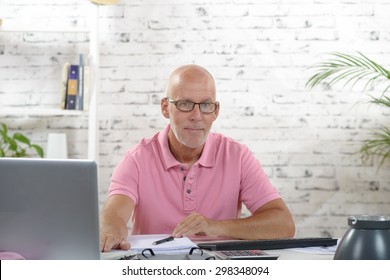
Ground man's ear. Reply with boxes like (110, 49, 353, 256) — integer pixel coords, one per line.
(161, 98, 169, 119)
(212, 102, 220, 121)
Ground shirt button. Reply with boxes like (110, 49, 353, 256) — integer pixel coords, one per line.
(186, 189, 191, 194)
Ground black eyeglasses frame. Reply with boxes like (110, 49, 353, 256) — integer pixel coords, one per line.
(166, 97, 219, 114)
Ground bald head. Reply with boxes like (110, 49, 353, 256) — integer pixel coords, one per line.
(161, 64, 219, 150)
(167, 65, 216, 100)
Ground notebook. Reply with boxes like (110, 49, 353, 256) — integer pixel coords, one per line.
(101, 234, 202, 260)
(0, 158, 100, 260)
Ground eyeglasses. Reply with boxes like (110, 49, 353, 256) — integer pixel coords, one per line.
(166, 98, 218, 114)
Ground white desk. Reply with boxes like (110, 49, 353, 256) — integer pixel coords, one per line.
(101, 235, 338, 260)
(192, 236, 337, 260)
(102, 248, 335, 260)
(263, 249, 334, 260)
(102, 246, 336, 260)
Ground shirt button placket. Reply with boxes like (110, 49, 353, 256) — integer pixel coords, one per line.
(184, 167, 196, 212)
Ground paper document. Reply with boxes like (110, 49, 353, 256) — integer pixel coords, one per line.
(128, 234, 198, 254)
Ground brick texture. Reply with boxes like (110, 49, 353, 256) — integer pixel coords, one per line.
(1, 0, 390, 238)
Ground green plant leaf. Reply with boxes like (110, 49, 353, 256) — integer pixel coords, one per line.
(0, 122, 44, 158)
(306, 52, 390, 95)
(31, 144, 44, 158)
(0, 124, 8, 144)
(16, 149, 27, 157)
(306, 52, 390, 168)
(361, 127, 390, 168)
(1, 123, 8, 134)
(13, 133, 31, 146)
(8, 138, 18, 151)
(369, 95, 390, 107)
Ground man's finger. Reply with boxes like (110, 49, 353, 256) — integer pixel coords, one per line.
(119, 240, 131, 250)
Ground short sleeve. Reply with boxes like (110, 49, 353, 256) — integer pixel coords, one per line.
(108, 153, 139, 205)
(239, 146, 281, 213)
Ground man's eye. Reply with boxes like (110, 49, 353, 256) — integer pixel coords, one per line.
(180, 101, 193, 107)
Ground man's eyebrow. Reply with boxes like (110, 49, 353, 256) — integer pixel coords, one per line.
(180, 97, 215, 102)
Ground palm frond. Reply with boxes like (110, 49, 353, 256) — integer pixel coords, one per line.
(368, 95, 390, 107)
(307, 52, 390, 168)
(361, 127, 390, 168)
(306, 52, 390, 95)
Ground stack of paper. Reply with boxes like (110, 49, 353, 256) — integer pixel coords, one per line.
(129, 234, 198, 255)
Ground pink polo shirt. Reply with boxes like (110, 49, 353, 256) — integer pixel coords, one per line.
(109, 125, 281, 234)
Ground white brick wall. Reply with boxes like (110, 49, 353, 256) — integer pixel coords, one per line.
(1, 0, 390, 238)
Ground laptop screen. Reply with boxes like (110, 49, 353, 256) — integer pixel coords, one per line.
(0, 158, 100, 260)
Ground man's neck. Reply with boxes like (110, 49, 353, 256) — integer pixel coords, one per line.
(168, 131, 203, 167)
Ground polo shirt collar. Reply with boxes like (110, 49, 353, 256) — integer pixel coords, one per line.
(158, 124, 215, 170)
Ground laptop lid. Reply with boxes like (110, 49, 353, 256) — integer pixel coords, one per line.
(0, 158, 100, 260)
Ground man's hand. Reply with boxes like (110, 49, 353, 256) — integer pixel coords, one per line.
(172, 213, 220, 237)
(100, 225, 130, 252)
(172, 199, 295, 240)
(99, 194, 134, 252)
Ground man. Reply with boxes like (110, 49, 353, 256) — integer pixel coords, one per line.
(100, 64, 295, 252)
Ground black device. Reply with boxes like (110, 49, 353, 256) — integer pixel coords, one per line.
(198, 237, 338, 251)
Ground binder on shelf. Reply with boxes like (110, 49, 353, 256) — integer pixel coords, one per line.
(77, 54, 84, 110)
(60, 62, 70, 110)
(65, 65, 78, 110)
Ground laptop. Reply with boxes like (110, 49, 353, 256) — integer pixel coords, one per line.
(0, 158, 101, 260)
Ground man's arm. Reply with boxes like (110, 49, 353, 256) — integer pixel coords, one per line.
(172, 198, 295, 240)
(100, 194, 134, 252)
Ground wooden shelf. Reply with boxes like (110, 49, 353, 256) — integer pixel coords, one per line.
(0, 108, 85, 116)
(0, 26, 89, 33)
(0, 3, 99, 161)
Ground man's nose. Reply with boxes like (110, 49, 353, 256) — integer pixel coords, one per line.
(190, 104, 203, 120)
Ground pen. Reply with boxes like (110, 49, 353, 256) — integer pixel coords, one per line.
(152, 236, 175, 245)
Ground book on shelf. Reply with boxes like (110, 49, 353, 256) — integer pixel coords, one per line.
(65, 64, 78, 110)
(77, 54, 84, 111)
(62, 53, 90, 111)
(60, 62, 70, 110)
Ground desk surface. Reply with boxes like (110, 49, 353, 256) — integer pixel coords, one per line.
(263, 249, 334, 260)
(102, 235, 337, 260)
(102, 247, 335, 260)
(192, 236, 337, 260)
